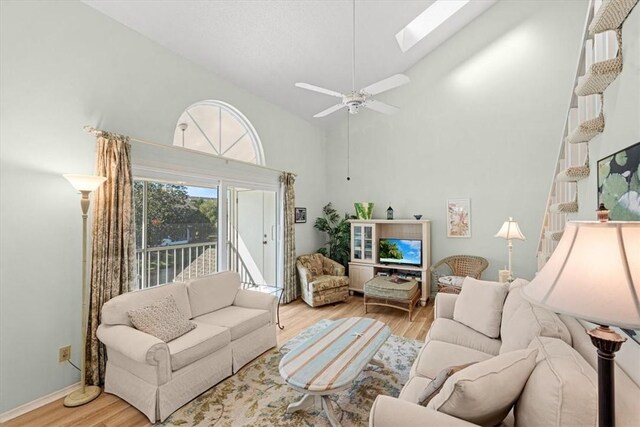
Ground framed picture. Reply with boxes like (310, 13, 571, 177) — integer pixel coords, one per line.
(447, 199, 471, 238)
(295, 207, 307, 223)
(597, 141, 640, 221)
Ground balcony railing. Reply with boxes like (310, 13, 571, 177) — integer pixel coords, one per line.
(135, 241, 217, 289)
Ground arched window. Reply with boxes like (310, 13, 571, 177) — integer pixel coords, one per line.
(173, 100, 265, 165)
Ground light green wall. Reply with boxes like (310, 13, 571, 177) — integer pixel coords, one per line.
(0, 0, 326, 413)
(325, 0, 589, 282)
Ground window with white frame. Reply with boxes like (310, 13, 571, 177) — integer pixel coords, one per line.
(173, 100, 265, 165)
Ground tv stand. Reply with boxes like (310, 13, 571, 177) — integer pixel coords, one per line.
(348, 219, 432, 306)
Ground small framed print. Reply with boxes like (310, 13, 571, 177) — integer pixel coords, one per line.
(447, 198, 471, 238)
(295, 207, 307, 224)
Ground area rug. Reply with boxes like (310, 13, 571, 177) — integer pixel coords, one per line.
(160, 320, 422, 426)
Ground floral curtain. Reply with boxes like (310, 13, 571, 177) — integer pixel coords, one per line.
(280, 172, 298, 304)
(85, 133, 135, 386)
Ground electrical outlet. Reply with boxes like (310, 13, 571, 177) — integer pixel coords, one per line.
(59, 345, 71, 363)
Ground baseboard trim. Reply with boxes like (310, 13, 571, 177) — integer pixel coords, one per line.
(0, 382, 80, 423)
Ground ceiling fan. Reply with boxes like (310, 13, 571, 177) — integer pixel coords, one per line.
(295, 0, 410, 118)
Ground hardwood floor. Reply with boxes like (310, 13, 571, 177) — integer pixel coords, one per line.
(2, 294, 433, 427)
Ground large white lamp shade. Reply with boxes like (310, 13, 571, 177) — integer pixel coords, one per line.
(63, 174, 107, 192)
(523, 221, 640, 329)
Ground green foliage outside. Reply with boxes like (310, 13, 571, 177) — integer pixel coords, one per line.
(379, 240, 403, 260)
(134, 182, 218, 248)
(314, 203, 355, 269)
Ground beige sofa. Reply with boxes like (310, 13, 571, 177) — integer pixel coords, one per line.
(370, 279, 640, 426)
(96, 271, 277, 422)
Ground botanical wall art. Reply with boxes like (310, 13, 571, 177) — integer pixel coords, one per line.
(598, 141, 640, 221)
(447, 198, 471, 238)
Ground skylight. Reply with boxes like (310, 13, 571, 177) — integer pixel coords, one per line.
(395, 0, 471, 53)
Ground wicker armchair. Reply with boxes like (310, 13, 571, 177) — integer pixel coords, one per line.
(296, 253, 349, 307)
(429, 255, 489, 294)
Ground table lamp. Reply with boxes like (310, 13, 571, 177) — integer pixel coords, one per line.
(494, 217, 525, 281)
(63, 174, 107, 407)
(523, 221, 640, 427)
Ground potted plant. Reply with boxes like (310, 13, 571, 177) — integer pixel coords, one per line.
(314, 203, 354, 270)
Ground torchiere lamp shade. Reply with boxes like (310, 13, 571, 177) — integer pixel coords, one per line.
(523, 221, 640, 330)
(63, 174, 107, 192)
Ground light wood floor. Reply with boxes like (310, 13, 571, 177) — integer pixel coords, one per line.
(3, 294, 433, 427)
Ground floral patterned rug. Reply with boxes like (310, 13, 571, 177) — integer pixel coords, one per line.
(160, 319, 422, 426)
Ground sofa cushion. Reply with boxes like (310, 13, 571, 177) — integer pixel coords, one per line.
(309, 275, 349, 292)
(167, 321, 230, 371)
(128, 295, 196, 342)
(399, 376, 433, 404)
(195, 306, 271, 340)
(427, 348, 538, 427)
(186, 271, 241, 317)
(453, 277, 509, 338)
(102, 282, 192, 326)
(500, 284, 571, 354)
(515, 337, 597, 427)
(412, 339, 493, 380)
(428, 318, 501, 356)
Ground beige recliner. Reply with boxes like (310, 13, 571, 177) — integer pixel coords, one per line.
(296, 253, 349, 307)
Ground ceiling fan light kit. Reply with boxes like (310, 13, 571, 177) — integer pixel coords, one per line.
(295, 0, 410, 118)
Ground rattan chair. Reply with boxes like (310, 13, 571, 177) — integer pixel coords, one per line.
(429, 255, 489, 294)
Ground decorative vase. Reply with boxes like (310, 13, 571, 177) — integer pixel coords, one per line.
(354, 202, 374, 220)
(414, 214, 423, 220)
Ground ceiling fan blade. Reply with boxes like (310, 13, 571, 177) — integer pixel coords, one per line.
(361, 74, 410, 96)
(364, 100, 400, 115)
(313, 103, 347, 118)
(295, 82, 344, 98)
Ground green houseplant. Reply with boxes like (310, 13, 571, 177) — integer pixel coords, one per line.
(314, 203, 354, 269)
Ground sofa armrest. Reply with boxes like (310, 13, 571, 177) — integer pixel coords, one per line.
(434, 293, 458, 320)
(369, 395, 477, 427)
(234, 288, 278, 325)
(97, 324, 170, 367)
(323, 257, 345, 276)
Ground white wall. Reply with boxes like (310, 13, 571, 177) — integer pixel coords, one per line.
(326, 0, 589, 282)
(0, 0, 326, 413)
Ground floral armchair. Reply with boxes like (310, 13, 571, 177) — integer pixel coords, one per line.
(296, 253, 349, 307)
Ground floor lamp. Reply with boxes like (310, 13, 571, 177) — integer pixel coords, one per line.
(63, 174, 107, 407)
(523, 221, 640, 427)
(494, 217, 525, 281)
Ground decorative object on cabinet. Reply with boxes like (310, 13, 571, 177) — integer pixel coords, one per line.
(296, 253, 349, 307)
(494, 217, 526, 282)
(386, 204, 394, 220)
(349, 219, 431, 306)
(314, 203, 354, 269)
(294, 207, 307, 223)
(446, 199, 471, 238)
(62, 174, 107, 407)
(523, 220, 640, 427)
(429, 255, 489, 294)
(597, 141, 640, 221)
(413, 214, 423, 220)
(354, 202, 374, 219)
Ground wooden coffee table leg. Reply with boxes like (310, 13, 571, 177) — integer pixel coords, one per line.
(322, 396, 342, 427)
(286, 393, 316, 413)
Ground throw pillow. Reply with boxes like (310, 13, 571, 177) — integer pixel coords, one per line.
(453, 277, 508, 338)
(438, 276, 465, 288)
(417, 362, 476, 406)
(128, 295, 196, 342)
(427, 348, 539, 427)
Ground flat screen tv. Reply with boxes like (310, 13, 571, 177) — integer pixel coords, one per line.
(379, 238, 422, 267)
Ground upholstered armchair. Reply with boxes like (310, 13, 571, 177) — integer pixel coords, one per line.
(296, 253, 349, 307)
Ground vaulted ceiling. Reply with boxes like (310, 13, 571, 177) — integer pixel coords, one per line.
(84, 0, 495, 127)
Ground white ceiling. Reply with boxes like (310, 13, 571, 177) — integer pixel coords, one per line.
(83, 0, 496, 128)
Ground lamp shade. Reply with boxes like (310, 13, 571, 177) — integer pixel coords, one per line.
(63, 174, 107, 192)
(523, 221, 640, 329)
(494, 217, 526, 240)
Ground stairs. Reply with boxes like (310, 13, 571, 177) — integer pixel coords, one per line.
(537, 0, 638, 270)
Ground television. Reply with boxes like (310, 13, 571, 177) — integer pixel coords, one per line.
(379, 238, 422, 267)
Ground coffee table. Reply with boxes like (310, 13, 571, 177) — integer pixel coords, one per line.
(279, 317, 391, 426)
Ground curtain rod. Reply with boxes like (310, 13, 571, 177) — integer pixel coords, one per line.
(83, 125, 296, 177)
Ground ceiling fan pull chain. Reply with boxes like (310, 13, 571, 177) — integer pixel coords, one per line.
(347, 111, 351, 181)
(352, 0, 356, 93)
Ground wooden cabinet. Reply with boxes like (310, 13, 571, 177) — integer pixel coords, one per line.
(348, 219, 432, 305)
(351, 223, 375, 263)
(348, 263, 374, 293)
